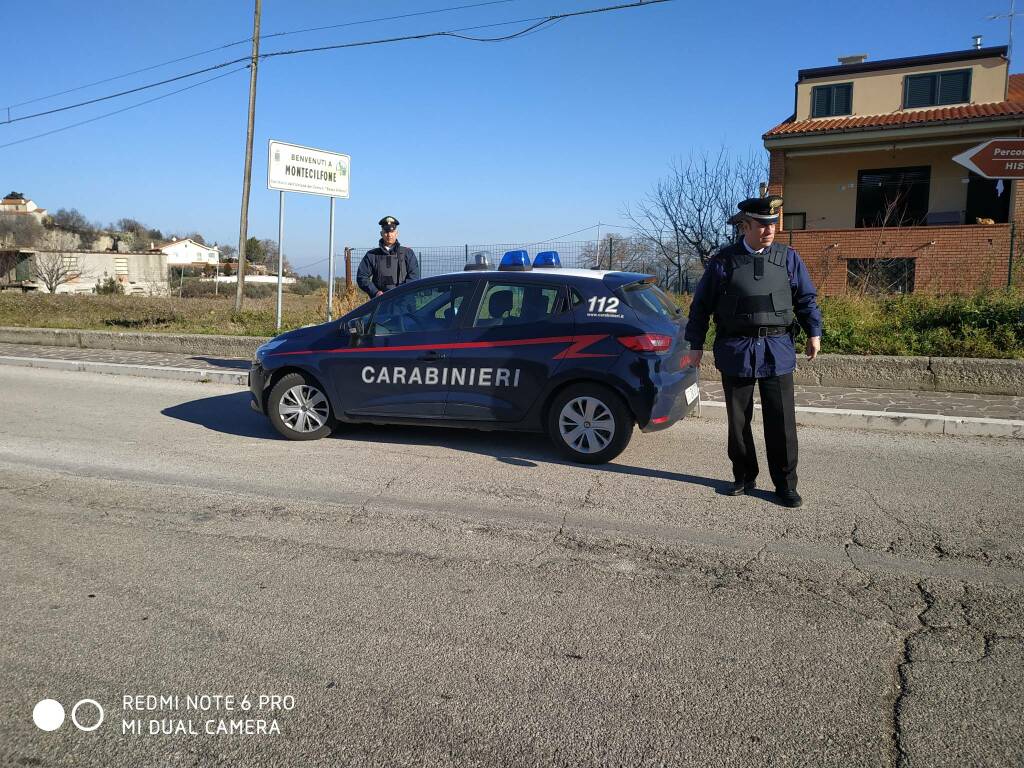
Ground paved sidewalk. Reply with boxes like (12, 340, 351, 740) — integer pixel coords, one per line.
(1, 341, 1022, 435)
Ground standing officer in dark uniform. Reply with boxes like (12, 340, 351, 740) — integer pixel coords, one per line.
(685, 196, 822, 508)
(357, 216, 420, 299)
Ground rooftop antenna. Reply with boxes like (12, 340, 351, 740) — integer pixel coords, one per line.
(989, 0, 1019, 62)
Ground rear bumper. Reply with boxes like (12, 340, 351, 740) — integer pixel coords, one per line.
(640, 366, 700, 432)
(248, 363, 268, 414)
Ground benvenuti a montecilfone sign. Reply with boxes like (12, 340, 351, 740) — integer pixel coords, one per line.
(267, 140, 350, 198)
(953, 138, 1024, 180)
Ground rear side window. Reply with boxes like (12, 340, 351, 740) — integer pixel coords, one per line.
(620, 282, 680, 319)
(473, 282, 562, 328)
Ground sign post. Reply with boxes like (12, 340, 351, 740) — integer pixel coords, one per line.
(953, 138, 1024, 179)
(327, 198, 336, 321)
(267, 140, 351, 329)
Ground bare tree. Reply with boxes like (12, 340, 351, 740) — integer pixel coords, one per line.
(624, 148, 767, 290)
(31, 232, 92, 293)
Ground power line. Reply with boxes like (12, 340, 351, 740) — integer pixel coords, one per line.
(4, 0, 526, 112)
(2, 1, 671, 127)
(0, 67, 249, 150)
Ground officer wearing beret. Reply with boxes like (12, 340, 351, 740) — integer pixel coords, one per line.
(685, 196, 822, 508)
(357, 216, 420, 299)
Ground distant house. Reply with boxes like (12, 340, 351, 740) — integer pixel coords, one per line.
(1, 247, 169, 295)
(157, 237, 220, 267)
(763, 44, 1021, 294)
(0, 191, 47, 225)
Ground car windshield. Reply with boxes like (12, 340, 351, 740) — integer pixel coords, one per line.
(620, 281, 680, 319)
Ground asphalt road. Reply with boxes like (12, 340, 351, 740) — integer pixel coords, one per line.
(1, 366, 1022, 768)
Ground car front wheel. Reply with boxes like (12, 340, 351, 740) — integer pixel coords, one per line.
(268, 372, 335, 441)
(547, 383, 633, 464)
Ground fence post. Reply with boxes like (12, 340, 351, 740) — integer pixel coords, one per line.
(464, 244, 469, 264)
(1007, 221, 1015, 290)
(344, 247, 352, 289)
(607, 235, 613, 270)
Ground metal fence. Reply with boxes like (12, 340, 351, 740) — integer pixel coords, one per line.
(345, 237, 702, 293)
(347, 240, 599, 278)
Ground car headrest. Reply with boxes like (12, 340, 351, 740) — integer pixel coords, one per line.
(486, 290, 514, 319)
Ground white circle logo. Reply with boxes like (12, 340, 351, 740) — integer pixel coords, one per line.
(32, 699, 65, 731)
(71, 699, 105, 732)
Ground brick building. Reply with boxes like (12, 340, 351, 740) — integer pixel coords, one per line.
(763, 45, 1023, 294)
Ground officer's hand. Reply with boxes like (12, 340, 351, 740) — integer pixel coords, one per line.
(690, 350, 703, 368)
(806, 336, 821, 360)
(375, 291, 383, 297)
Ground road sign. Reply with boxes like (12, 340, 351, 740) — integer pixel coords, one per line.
(268, 140, 350, 198)
(953, 138, 1024, 179)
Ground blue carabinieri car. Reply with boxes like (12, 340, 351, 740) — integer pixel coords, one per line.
(249, 250, 700, 464)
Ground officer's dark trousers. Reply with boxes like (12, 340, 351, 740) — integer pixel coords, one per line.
(721, 372, 798, 492)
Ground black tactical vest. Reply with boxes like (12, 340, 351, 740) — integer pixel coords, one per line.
(375, 244, 408, 290)
(713, 242, 794, 335)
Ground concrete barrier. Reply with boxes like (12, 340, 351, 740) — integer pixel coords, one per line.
(697, 350, 1021, 395)
(1, 325, 1022, 395)
(0, 326, 266, 360)
(929, 357, 1024, 396)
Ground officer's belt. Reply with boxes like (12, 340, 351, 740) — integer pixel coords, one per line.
(723, 327, 790, 338)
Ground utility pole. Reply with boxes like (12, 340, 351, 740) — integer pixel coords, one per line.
(234, 0, 262, 312)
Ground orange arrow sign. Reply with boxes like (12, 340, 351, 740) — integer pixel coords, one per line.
(953, 138, 1024, 179)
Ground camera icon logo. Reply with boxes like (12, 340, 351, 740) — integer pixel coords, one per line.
(33, 698, 104, 732)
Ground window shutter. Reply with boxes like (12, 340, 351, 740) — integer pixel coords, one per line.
(905, 74, 935, 108)
(938, 70, 970, 104)
(833, 83, 852, 115)
(812, 87, 831, 117)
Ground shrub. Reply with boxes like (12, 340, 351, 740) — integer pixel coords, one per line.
(94, 276, 124, 295)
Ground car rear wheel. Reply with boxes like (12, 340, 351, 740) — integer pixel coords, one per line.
(268, 372, 335, 441)
(547, 383, 633, 464)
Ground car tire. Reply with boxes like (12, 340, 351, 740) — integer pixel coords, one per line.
(547, 383, 633, 464)
(267, 372, 336, 441)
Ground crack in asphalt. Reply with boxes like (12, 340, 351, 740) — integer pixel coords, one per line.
(891, 580, 933, 768)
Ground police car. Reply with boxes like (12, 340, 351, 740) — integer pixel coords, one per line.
(249, 250, 700, 464)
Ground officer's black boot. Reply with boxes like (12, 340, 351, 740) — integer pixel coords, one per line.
(725, 479, 756, 496)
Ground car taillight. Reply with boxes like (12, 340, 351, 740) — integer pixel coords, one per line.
(617, 334, 673, 354)
(679, 351, 701, 368)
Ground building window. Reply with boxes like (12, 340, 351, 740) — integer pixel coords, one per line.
(903, 69, 971, 108)
(811, 83, 852, 117)
(61, 255, 78, 270)
(847, 258, 915, 294)
(114, 257, 129, 276)
(783, 212, 806, 231)
(855, 166, 931, 228)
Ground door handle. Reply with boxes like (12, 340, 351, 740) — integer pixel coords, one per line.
(418, 351, 447, 361)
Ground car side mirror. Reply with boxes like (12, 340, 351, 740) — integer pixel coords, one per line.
(346, 318, 366, 336)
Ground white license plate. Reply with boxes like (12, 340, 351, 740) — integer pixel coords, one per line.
(685, 383, 699, 405)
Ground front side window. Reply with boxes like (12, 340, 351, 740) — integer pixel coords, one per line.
(473, 282, 561, 328)
(371, 283, 468, 337)
(904, 69, 971, 108)
(811, 82, 853, 117)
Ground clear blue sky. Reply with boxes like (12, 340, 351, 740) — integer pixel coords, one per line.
(1, 0, 1013, 275)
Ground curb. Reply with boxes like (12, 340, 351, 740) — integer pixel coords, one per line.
(4, 353, 1021, 439)
(0, 355, 248, 386)
(699, 400, 1024, 439)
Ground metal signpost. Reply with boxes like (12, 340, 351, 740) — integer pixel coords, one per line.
(953, 138, 1024, 179)
(267, 140, 351, 330)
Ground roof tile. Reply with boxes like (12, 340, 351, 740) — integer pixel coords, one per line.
(764, 73, 1024, 138)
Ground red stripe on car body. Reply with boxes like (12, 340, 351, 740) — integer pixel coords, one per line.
(269, 334, 615, 359)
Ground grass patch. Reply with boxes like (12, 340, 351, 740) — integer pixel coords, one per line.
(2, 287, 1022, 358)
(671, 289, 1024, 358)
(0, 287, 366, 338)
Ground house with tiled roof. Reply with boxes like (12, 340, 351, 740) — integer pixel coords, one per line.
(156, 237, 220, 267)
(0, 192, 47, 224)
(763, 44, 1022, 294)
